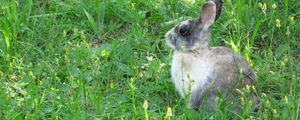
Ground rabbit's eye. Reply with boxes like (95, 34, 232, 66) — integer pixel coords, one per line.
(178, 26, 189, 36)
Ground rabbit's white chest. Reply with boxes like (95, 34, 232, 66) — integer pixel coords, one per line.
(171, 51, 213, 97)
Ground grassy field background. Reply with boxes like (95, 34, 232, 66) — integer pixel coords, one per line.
(0, 0, 299, 119)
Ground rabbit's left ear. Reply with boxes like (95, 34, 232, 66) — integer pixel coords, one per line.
(200, 1, 216, 30)
(214, 0, 223, 21)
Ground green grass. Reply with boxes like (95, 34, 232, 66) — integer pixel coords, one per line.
(0, 0, 299, 119)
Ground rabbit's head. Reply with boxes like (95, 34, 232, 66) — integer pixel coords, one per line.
(165, 0, 222, 52)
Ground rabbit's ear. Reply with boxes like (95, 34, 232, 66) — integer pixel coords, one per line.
(200, 1, 216, 30)
(214, 0, 223, 21)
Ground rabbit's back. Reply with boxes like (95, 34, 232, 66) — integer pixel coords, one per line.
(209, 47, 256, 92)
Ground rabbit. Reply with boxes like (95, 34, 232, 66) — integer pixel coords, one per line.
(165, 0, 256, 109)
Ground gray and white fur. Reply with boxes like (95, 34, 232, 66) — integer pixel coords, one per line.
(165, 0, 256, 109)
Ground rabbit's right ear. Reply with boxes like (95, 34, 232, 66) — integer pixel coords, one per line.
(199, 1, 216, 30)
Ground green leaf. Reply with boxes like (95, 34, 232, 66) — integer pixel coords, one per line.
(275, 43, 289, 59)
(83, 8, 99, 35)
(116, 62, 132, 76)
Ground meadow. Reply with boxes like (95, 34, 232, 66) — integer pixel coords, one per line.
(0, 0, 299, 119)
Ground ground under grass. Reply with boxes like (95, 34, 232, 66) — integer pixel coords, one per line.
(0, 0, 299, 119)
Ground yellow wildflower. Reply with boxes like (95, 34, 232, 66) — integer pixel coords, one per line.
(131, 2, 136, 9)
(143, 100, 149, 120)
(290, 16, 295, 24)
(67, 41, 72, 45)
(101, 50, 109, 57)
(246, 84, 250, 93)
(259, 3, 267, 13)
(165, 107, 172, 120)
(34, 98, 38, 104)
(252, 85, 256, 92)
(236, 88, 242, 94)
(9, 74, 17, 80)
(229, 11, 234, 16)
(284, 96, 288, 103)
(39, 80, 43, 85)
(241, 97, 245, 105)
(29, 71, 34, 77)
(272, 109, 277, 117)
(272, 109, 277, 114)
(276, 19, 281, 27)
(280, 60, 286, 67)
(51, 87, 55, 91)
(143, 100, 148, 109)
(70, 75, 74, 81)
(262, 3, 267, 12)
(266, 100, 270, 105)
(63, 30, 67, 37)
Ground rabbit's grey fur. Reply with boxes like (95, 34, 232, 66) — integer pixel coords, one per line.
(165, 0, 256, 109)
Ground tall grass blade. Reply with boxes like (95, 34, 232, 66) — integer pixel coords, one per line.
(83, 8, 99, 36)
(0, 18, 11, 56)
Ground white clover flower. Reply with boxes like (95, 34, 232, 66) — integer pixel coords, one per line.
(272, 4, 277, 9)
